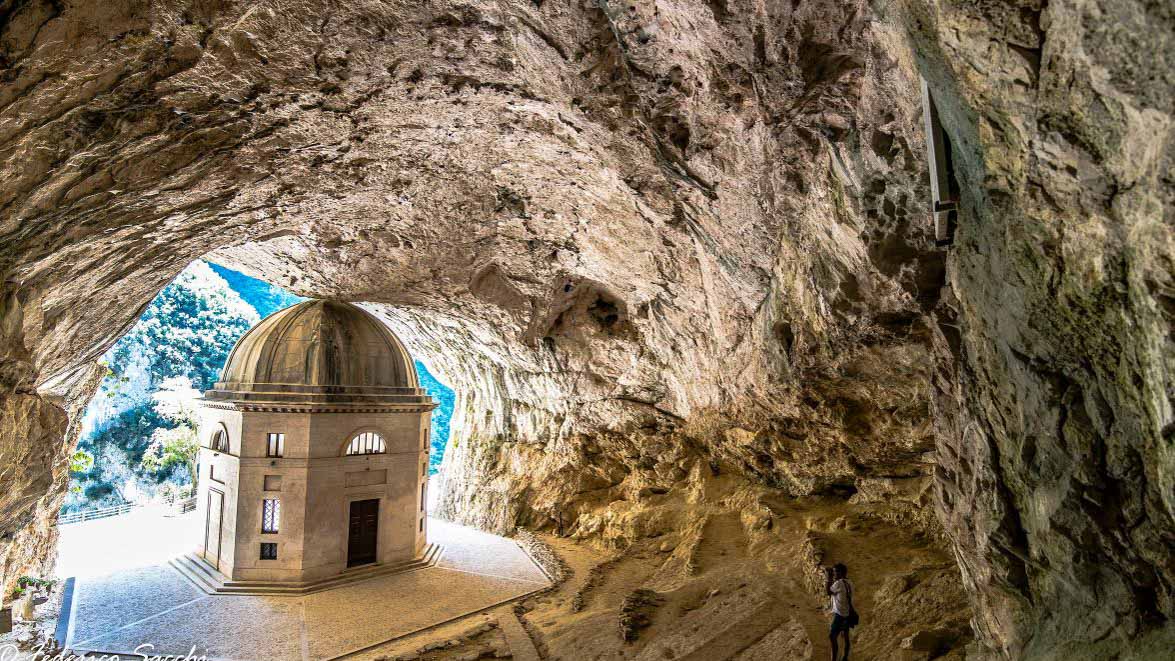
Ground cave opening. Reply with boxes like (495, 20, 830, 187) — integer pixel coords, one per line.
(40, 257, 562, 656)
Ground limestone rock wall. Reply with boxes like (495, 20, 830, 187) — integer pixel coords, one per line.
(0, 0, 1169, 658)
(0, 356, 100, 598)
(877, 0, 1175, 656)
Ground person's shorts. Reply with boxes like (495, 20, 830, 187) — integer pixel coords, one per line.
(830, 613, 852, 634)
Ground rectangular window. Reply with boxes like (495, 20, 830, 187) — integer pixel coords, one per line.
(266, 433, 285, 458)
(419, 517, 424, 532)
(421, 462, 426, 478)
(260, 542, 278, 560)
(420, 482, 426, 512)
(262, 498, 281, 533)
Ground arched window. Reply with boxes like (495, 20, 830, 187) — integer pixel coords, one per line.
(345, 432, 386, 455)
(211, 428, 229, 453)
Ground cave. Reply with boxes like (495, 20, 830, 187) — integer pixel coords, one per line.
(0, 1, 1171, 660)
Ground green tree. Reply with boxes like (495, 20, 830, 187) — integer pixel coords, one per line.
(68, 263, 258, 512)
(109, 261, 258, 392)
(69, 449, 94, 473)
(140, 377, 201, 491)
(68, 403, 169, 511)
(68, 449, 94, 495)
(141, 425, 199, 491)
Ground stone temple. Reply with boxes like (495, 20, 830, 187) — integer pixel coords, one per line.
(189, 300, 437, 588)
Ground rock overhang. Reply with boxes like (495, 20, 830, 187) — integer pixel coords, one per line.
(0, 0, 1169, 657)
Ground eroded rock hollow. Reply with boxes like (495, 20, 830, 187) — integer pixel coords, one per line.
(0, 0, 1170, 658)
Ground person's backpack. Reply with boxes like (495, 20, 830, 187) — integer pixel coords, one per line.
(845, 581, 860, 628)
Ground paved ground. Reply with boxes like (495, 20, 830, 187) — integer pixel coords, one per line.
(59, 515, 549, 660)
(56, 505, 202, 579)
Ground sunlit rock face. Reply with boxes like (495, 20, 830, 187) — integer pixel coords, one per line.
(0, 365, 100, 601)
(0, 0, 1170, 658)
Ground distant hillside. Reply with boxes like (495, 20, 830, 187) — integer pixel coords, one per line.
(418, 365, 454, 473)
(206, 262, 305, 318)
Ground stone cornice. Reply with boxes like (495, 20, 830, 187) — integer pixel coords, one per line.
(199, 401, 437, 414)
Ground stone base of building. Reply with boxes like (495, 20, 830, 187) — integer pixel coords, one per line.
(170, 542, 443, 596)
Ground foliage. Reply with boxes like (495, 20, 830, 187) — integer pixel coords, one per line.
(140, 377, 201, 490)
(83, 482, 116, 502)
(69, 403, 171, 510)
(69, 449, 95, 473)
(417, 362, 455, 474)
(17, 576, 54, 591)
(150, 376, 201, 424)
(108, 262, 258, 392)
(141, 425, 199, 490)
(68, 449, 95, 495)
(67, 263, 258, 512)
(96, 361, 128, 397)
(158, 482, 194, 502)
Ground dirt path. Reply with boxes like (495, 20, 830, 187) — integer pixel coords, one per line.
(512, 488, 971, 660)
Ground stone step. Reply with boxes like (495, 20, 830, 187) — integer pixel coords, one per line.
(219, 560, 429, 593)
(169, 543, 443, 596)
(189, 555, 229, 583)
(168, 556, 224, 595)
(222, 542, 445, 591)
(224, 554, 418, 587)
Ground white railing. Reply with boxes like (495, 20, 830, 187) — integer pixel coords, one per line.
(58, 490, 198, 525)
(173, 496, 197, 514)
(57, 502, 139, 526)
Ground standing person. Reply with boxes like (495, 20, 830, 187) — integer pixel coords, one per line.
(825, 563, 857, 660)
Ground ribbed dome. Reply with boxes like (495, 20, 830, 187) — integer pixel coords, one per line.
(203, 300, 433, 407)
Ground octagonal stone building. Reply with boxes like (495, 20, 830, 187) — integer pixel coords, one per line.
(185, 300, 438, 591)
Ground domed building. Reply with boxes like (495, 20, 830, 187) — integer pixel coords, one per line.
(189, 300, 437, 590)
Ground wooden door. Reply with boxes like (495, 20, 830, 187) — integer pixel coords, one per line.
(347, 499, 380, 567)
(204, 489, 224, 570)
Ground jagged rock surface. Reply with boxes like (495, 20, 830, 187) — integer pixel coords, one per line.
(0, 1, 1170, 658)
(0, 364, 99, 596)
(884, 1, 1175, 657)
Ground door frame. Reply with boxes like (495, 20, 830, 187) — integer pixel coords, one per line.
(346, 497, 381, 568)
(204, 487, 225, 571)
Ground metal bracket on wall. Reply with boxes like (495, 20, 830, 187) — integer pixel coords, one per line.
(921, 77, 959, 248)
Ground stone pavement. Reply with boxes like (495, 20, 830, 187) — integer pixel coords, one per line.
(60, 518, 549, 661)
